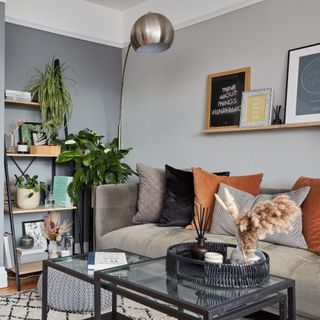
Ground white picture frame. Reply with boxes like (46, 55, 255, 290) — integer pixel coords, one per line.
(22, 220, 47, 250)
(240, 88, 273, 127)
(285, 43, 320, 124)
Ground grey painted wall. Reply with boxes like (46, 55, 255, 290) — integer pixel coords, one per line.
(123, 0, 320, 188)
(0, 3, 5, 267)
(4, 23, 121, 244)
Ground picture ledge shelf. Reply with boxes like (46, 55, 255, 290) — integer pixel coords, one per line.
(203, 121, 320, 133)
(6, 153, 57, 158)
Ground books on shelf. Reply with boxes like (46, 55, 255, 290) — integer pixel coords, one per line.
(87, 252, 128, 271)
(18, 251, 48, 264)
(5, 90, 32, 102)
(16, 246, 45, 256)
(52, 176, 73, 207)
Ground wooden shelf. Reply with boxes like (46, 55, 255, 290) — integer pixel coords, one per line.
(6, 153, 58, 158)
(4, 205, 77, 214)
(9, 261, 42, 275)
(203, 121, 320, 133)
(5, 99, 40, 107)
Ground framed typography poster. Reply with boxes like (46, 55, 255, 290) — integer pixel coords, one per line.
(205, 67, 250, 129)
(285, 43, 320, 124)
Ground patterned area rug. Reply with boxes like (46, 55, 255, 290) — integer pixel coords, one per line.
(0, 290, 176, 320)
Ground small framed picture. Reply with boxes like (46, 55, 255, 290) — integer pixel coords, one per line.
(240, 88, 273, 127)
(206, 67, 250, 129)
(285, 43, 320, 124)
(22, 220, 47, 249)
(19, 122, 46, 146)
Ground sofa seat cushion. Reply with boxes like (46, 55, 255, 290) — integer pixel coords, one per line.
(100, 224, 320, 320)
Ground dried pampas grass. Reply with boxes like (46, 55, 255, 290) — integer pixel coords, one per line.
(215, 188, 301, 251)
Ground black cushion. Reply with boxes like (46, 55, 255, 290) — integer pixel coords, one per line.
(159, 165, 230, 227)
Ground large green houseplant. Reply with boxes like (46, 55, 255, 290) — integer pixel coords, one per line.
(56, 129, 135, 204)
(26, 57, 75, 141)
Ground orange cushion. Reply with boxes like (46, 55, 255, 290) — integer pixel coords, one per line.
(292, 177, 320, 255)
(186, 168, 263, 230)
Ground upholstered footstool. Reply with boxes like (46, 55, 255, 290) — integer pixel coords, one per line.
(37, 268, 112, 312)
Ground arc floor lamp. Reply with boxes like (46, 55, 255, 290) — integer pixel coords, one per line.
(118, 12, 175, 149)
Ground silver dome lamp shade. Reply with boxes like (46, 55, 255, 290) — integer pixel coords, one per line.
(118, 12, 174, 148)
(130, 12, 174, 53)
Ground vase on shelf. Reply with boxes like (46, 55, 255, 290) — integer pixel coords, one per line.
(7, 133, 17, 153)
(230, 230, 266, 265)
(48, 240, 58, 259)
(192, 237, 209, 260)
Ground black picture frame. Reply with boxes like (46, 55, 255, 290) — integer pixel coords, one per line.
(205, 67, 250, 129)
(22, 220, 47, 249)
(285, 42, 320, 124)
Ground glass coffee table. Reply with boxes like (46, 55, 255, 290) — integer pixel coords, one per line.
(94, 257, 296, 320)
(41, 249, 149, 319)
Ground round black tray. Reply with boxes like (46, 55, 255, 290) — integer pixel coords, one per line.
(166, 242, 270, 288)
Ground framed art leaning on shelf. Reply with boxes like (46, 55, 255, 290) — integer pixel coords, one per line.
(240, 88, 273, 127)
(285, 42, 320, 124)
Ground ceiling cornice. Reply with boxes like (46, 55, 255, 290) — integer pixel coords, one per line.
(4, 0, 264, 48)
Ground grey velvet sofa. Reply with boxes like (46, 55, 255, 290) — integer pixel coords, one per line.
(94, 183, 320, 320)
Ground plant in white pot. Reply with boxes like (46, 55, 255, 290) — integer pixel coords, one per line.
(16, 175, 46, 209)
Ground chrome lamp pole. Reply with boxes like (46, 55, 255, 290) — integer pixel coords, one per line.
(117, 12, 174, 149)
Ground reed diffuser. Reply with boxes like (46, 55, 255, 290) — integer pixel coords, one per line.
(192, 204, 210, 260)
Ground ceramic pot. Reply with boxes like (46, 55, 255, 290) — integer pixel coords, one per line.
(192, 237, 209, 260)
(20, 235, 34, 249)
(16, 188, 40, 209)
(48, 241, 58, 259)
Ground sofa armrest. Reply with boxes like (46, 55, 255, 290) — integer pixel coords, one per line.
(93, 183, 138, 250)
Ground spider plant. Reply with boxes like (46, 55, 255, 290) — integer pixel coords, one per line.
(26, 57, 75, 142)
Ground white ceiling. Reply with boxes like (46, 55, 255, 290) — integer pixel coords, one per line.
(85, 0, 148, 11)
(5, 0, 264, 48)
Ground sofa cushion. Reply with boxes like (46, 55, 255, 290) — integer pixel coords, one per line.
(212, 184, 310, 249)
(100, 224, 320, 320)
(292, 176, 320, 255)
(133, 163, 165, 224)
(160, 165, 230, 227)
(186, 168, 263, 231)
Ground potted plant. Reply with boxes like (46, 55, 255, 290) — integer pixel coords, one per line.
(56, 129, 135, 204)
(16, 174, 46, 209)
(26, 57, 75, 144)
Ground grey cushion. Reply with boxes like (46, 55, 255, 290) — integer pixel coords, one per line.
(133, 163, 166, 224)
(211, 184, 310, 249)
(37, 268, 111, 312)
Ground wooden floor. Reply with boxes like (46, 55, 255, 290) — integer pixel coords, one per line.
(0, 273, 39, 295)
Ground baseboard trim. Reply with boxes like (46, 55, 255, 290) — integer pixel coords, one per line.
(0, 266, 8, 288)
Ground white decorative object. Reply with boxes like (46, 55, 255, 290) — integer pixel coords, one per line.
(48, 241, 58, 259)
(16, 188, 40, 209)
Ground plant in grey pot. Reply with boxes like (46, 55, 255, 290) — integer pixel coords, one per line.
(26, 57, 75, 142)
(56, 129, 135, 204)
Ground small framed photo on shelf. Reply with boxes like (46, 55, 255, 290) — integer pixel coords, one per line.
(22, 220, 47, 250)
(240, 88, 273, 127)
(19, 122, 46, 146)
(205, 67, 250, 129)
(285, 42, 320, 124)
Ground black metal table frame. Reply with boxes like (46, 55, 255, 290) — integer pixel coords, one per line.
(41, 250, 150, 320)
(93, 263, 296, 320)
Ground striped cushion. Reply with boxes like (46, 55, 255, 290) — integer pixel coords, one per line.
(211, 183, 310, 249)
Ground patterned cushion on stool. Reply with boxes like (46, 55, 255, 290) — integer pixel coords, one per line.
(37, 268, 112, 312)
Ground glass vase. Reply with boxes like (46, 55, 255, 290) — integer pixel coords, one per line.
(230, 230, 266, 265)
(48, 240, 58, 259)
(7, 133, 17, 153)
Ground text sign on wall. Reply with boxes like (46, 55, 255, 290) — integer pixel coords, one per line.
(206, 67, 250, 128)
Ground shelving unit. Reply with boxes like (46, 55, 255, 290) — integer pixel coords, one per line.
(203, 121, 320, 133)
(4, 99, 83, 291)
